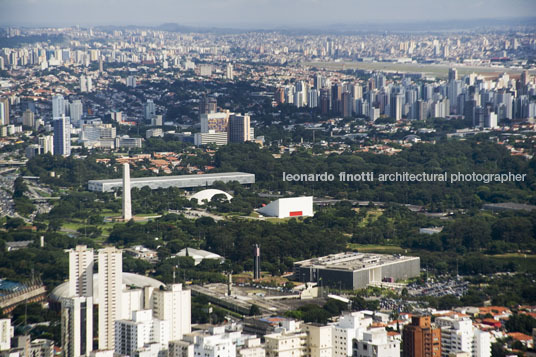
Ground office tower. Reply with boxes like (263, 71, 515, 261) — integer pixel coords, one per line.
(314, 74, 323, 89)
(331, 83, 343, 114)
(200, 112, 230, 133)
(308, 89, 319, 108)
(199, 95, 217, 115)
(99, 57, 104, 72)
(22, 109, 34, 128)
(448, 68, 458, 82)
(484, 111, 498, 129)
(253, 244, 260, 280)
(342, 92, 352, 118)
(52, 95, 65, 118)
(98, 247, 122, 351)
(0, 98, 9, 125)
(122, 163, 132, 221)
(0, 318, 13, 350)
(53, 115, 71, 156)
(62, 245, 94, 357)
(464, 100, 476, 126)
(228, 114, 251, 143)
(225, 63, 234, 80)
(39, 135, 54, 154)
(153, 284, 191, 341)
(320, 89, 330, 115)
(402, 316, 441, 357)
(80, 76, 88, 93)
(70, 100, 83, 127)
(144, 99, 156, 121)
(126, 75, 136, 88)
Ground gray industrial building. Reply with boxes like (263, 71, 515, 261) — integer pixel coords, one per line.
(87, 172, 255, 192)
(293, 252, 420, 290)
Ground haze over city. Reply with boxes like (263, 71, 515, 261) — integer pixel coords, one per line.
(1, 0, 536, 28)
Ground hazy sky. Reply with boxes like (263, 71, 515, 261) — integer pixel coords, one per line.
(1, 0, 535, 28)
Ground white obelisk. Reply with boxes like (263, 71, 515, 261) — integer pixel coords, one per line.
(122, 163, 132, 220)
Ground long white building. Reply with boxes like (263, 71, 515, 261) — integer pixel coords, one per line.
(88, 172, 255, 192)
(257, 197, 314, 219)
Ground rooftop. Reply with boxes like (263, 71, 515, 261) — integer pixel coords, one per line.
(294, 252, 419, 272)
(88, 171, 254, 184)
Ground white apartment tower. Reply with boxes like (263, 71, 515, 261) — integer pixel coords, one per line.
(152, 284, 191, 341)
(68, 245, 94, 298)
(98, 247, 122, 351)
(52, 95, 65, 118)
(436, 316, 491, 357)
(331, 312, 373, 357)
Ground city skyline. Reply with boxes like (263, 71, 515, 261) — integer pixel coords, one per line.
(1, 0, 535, 28)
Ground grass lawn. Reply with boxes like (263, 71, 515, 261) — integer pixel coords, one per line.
(486, 253, 536, 273)
(347, 243, 406, 254)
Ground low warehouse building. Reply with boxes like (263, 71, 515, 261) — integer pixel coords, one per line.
(293, 252, 420, 290)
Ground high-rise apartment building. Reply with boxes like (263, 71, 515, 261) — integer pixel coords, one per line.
(70, 100, 83, 127)
(144, 100, 156, 121)
(402, 316, 441, 357)
(53, 115, 71, 156)
(98, 247, 122, 351)
(0, 98, 10, 125)
(0, 318, 13, 351)
(226, 63, 234, 80)
(62, 245, 94, 357)
(22, 109, 34, 128)
(152, 284, 191, 341)
(52, 95, 65, 118)
(67, 245, 94, 298)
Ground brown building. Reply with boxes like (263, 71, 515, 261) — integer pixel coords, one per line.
(402, 316, 441, 357)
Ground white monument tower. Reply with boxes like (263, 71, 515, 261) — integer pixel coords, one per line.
(122, 163, 132, 221)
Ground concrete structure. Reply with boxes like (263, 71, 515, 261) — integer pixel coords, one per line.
(122, 163, 132, 221)
(53, 115, 71, 156)
(152, 284, 191, 341)
(253, 245, 261, 280)
(0, 319, 13, 351)
(175, 248, 223, 266)
(402, 316, 441, 357)
(190, 189, 233, 204)
(98, 247, 122, 351)
(258, 197, 314, 219)
(435, 316, 490, 357)
(239, 338, 265, 357)
(88, 172, 255, 192)
(294, 253, 420, 290)
(168, 340, 194, 357)
(38, 136, 54, 155)
(352, 328, 400, 357)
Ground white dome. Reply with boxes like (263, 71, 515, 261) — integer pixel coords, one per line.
(189, 189, 232, 203)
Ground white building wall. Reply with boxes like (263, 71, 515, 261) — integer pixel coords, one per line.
(258, 197, 314, 218)
(0, 319, 13, 351)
